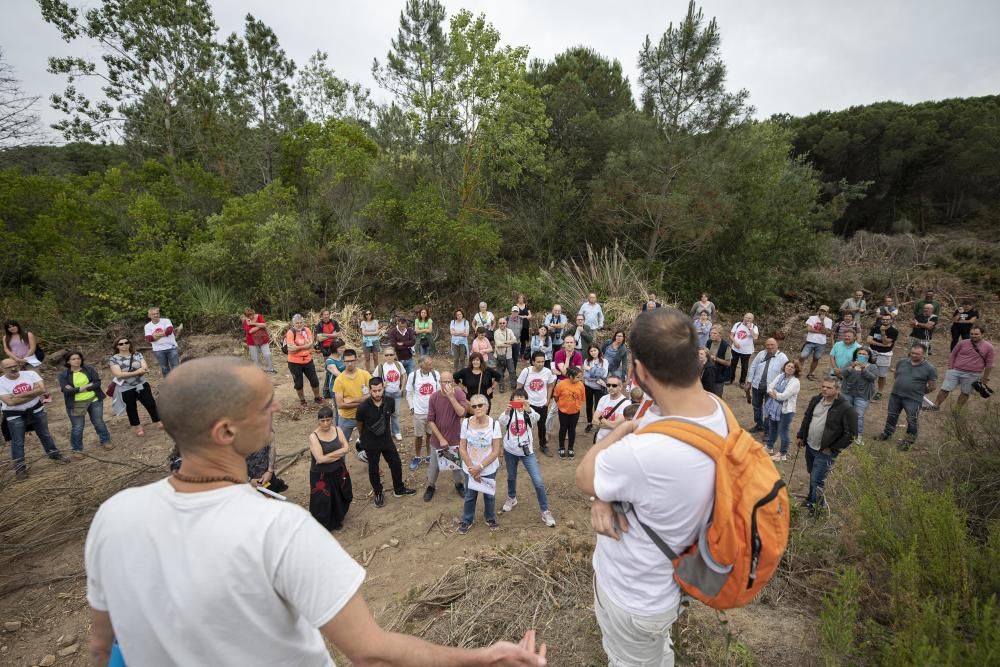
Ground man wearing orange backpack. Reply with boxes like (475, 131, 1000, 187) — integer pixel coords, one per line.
(576, 308, 788, 666)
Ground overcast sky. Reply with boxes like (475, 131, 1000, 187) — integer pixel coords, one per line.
(4, 0, 999, 142)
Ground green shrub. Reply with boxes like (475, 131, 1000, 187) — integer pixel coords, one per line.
(820, 565, 861, 667)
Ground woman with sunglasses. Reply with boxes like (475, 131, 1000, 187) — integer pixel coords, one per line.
(109, 338, 160, 436)
(60, 350, 112, 459)
(360, 310, 381, 372)
(308, 406, 352, 531)
(457, 394, 502, 535)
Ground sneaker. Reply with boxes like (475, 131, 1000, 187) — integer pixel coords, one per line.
(314, 396, 324, 404)
(749, 426, 765, 434)
(100, 442, 115, 451)
(873, 434, 890, 442)
(585, 424, 594, 433)
(539, 445, 553, 458)
(766, 448, 774, 456)
(558, 449, 567, 459)
(422, 456, 430, 466)
(502, 496, 518, 512)
(423, 486, 436, 502)
(70, 451, 85, 461)
(770, 453, 781, 462)
(50, 453, 71, 464)
(374, 491, 385, 508)
(780, 454, 788, 462)
(872, 392, 882, 401)
(541, 510, 556, 527)
(266, 369, 278, 374)
(853, 435, 863, 446)
(408, 456, 421, 471)
(486, 519, 500, 531)
(455, 482, 466, 497)
(299, 399, 308, 407)
(394, 433, 403, 443)
(357, 450, 369, 463)
(458, 522, 471, 535)
(393, 486, 417, 497)
(15, 468, 28, 481)
(568, 449, 576, 459)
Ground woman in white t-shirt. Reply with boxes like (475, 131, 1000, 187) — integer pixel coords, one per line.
(729, 313, 760, 385)
(457, 393, 501, 534)
(499, 390, 555, 527)
(450, 309, 470, 371)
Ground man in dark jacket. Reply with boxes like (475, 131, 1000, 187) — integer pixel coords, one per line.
(796, 377, 857, 513)
(386, 316, 417, 375)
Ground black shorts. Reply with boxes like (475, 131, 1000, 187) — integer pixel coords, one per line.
(287, 360, 319, 390)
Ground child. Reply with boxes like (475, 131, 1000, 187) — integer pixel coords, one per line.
(471, 327, 493, 365)
(553, 366, 585, 459)
(498, 390, 555, 527)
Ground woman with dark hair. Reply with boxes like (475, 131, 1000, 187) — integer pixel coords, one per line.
(450, 309, 470, 371)
(415, 307, 434, 357)
(3, 320, 42, 367)
(513, 294, 532, 359)
(582, 343, 608, 432)
(308, 406, 352, 531)
(60, 351, 112, 459)
(324, 339, 347, 422)
(602, 330, 629, 381)
(109, 338, 160, 437)
(529, 325, 553, 368)
(360, 309, 381, 372)
(764, 360, 801, 461)
(455, 352, 502, 411)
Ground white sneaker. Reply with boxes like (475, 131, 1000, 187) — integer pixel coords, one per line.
(770, 452, 782, 462)
(502, 496, 518, 512)
(541, 510, 556, 527)
(853, 435, 864, 446)
(357, 450, 368, 463)
(393, 432, 403, 442)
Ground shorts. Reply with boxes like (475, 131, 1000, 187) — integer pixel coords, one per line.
(362, 336, 380, 350)
(941, 369, 979, 395)
(412, 412, 429, 436)
(287, 360, 319, 390)
(800, 341, 825, 360)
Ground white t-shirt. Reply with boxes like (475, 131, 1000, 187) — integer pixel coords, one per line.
(144, 318, 178, 351)
(460, 417, 501, 475)
(516, 367, 556, 407)
(595, 393, 631, 441)
(499, 408, 540, 456)
(407, 370, 439, 415)
(593, 400, 725, 616)
(730, 322, 758, 355)
(473, 311, 495, 330)
(0, 370, 43, 411)
(805, 316, 832, 345)
(375, 362, 404, 394)
(85, 479, 364, 666)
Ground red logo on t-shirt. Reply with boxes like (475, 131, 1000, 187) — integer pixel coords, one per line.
(10, 382, 32, 395)
(510, 418, 528, 436)
(601, 406, 615, 419)
(528, 378, 544, 392)
(386, 369, 400, 383)
(418, 382, 435, 396)
(736, 329, 748, 339)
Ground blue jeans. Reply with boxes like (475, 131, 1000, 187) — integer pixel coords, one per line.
(401, 359, 415, 375)
(751, 385, 767, 428)
(6, 408, 60, 471)
(504, 451, 549, 511)
(69, 400, 111, 451)
(386, 391, 401, 437)
(805, 446, 834, 507)
(339, 417, 357, 448)
(845, 395, 870, 435)
(153, 347, 181, 377)
(881, 394, 921, 439)
(765, 412, 794, 455)
(462, 471, 498, 524)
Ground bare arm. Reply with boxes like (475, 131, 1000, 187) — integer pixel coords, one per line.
(0, 380, 45, 406)
(320, 593, 546, 666)
(89, 608, 114, 665)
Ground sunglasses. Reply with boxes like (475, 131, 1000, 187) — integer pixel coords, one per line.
(117, 341, 130, 346)
(470, 403, 487, 409)
(607, 383, 620, 388)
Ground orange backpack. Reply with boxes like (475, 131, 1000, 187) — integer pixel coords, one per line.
(622, 400, 790, 609)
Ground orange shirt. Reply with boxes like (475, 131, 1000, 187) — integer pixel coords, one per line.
(554, 379, 585, 414)
(285, 328, 313, 364)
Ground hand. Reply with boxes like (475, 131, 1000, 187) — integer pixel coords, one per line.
(591, 499, 629, 539)
(796, 438, 804, 449)
(821, 448, 832, 455)
(259, 470, 273, 486)
(483, 629, 547, 666)
(64, 385, 74, 391)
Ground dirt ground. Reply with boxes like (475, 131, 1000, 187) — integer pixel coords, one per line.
(0, 329, 986, 666)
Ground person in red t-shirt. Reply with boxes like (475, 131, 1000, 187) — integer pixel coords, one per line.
(242, 308, 275, 373)
(314, 310, 342, 397)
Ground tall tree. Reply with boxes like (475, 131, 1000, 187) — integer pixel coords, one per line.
(0, 48, 41, 146)
(296, 50, 374, 124)
(40, 0, 221, 163)
(223, 14, 297, 185)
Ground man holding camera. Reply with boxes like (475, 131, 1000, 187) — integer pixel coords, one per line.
(930, 326, 994, 411)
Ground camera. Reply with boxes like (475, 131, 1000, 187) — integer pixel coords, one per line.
(972, 380, 994, 399)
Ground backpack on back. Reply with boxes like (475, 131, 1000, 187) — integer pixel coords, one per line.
(623, 400, 789, 609)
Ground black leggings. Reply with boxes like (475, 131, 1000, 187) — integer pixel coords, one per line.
(123, 383, 159, 427)
(288, 360, 320, 390)
(732, 353, 751, 384)
(533, 403, 549, 449)
(558, 411, 580, 451)
(585, 385, 606, 423)
(951, 325, 970, 351)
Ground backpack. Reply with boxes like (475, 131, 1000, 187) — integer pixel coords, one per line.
(617, 399, 789, 609)
(281, 327, 306, 356)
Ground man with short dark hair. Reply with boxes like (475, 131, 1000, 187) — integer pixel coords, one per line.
(333, 349, 371, 460)
(387, 316, 416, 375)
(867, 313, 898, 400)
(424, 371, 468, 502)
(932, 326, 993, 410)
(875, 344, 938, 449)
(314, 309, 342, 397)
(913, 289, 941, 318)
(357, 377, 416, 508)
(85, 358, 546, 666)
(796, 378, 857, 513)
(516, 351, 556, 457)
(576, 308, 722, 666)
(910, 303, 938, 356)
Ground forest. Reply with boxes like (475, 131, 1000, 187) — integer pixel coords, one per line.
(0, 0, 997, 331)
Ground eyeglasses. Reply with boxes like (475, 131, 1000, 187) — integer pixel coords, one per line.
(384, 353, 396, 357)
(470, 403, 487, 409)
(117, 341, 130, 346)
(607, 383, 620, 388)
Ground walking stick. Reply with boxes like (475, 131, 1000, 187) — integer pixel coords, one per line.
(787, 443, 801, 484)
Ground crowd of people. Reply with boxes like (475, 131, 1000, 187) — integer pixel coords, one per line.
(0, 287, 995, 666)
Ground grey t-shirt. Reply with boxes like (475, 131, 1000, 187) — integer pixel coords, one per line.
(891, 360, 938, 402)
(807, 399, 832, 450)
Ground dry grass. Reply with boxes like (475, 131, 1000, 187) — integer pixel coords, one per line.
(265, 305, 367, 349)
(385, 533, 604, 664)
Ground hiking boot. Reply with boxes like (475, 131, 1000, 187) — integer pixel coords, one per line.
(458, 522, 471, 535)
(70, 451, 85, 461)
(393, 486, 417, 497)
(374, 491, 385, 508)
(423, 486, 436, 502)
(873, 433, 890, 442)
(541, 510, 556, 528)
(50, 453, 71, 464)
(502, 496, 518, 512)
(539, 445, 553, 458)
(100, 442, 115, 451)
(455, 482, 466, 497)
(486, 519, 500, 532)
(15, 468, 28, 481)
(408, 456, 421, 471)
